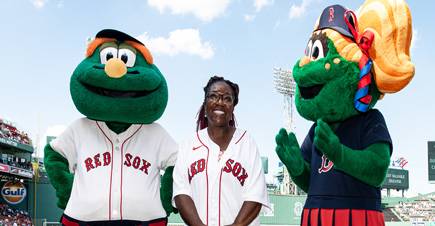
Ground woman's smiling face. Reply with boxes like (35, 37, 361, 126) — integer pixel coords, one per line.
(205, 81, 235, 128)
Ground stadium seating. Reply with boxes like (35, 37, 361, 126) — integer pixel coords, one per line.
(393, 194, 435, 222)
(383, 208, 402, 222)
(0, 203, 33, 226)
(0, 119, 32, 146)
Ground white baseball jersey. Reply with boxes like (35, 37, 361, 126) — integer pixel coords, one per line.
(50, 118, 177, 221)
(173, 128, 270, 226)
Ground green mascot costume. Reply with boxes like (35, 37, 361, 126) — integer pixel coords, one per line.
(275, 0, 414, 225)
(44, 29, 177, 226)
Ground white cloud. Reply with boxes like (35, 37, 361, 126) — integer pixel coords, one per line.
(137, 29, 215, 60)
(411, 29, 418, 53)
(254, 0, 274, 12)
(244, 14, 256, 22)
(243, 0, 273, 23)
(31, 0, 48, 9)
(289, 0, 312, 19)
(147, 0, 231, 22)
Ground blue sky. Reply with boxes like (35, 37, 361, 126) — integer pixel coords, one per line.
(1, 0, 434, 196)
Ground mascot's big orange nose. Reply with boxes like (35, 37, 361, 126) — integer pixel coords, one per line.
(299, 56, 311, 67)
(105, 58, 127, 78)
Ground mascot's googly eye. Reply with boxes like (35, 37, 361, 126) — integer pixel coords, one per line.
(310, 40, 325, 61)
(100, 47, 118, 64)
(118, 49, 136, 67)
(305, 40, 313, 57)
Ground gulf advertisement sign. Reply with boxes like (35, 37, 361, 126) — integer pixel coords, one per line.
(1, 181, 26, 205)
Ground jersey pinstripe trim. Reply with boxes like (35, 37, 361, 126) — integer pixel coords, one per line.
(196, 131, 209, 226)
(95, 121, 114, 220)
(235, 130, 247, 144)
(120, 125, 143, 220)
(192, 145, 203, 150)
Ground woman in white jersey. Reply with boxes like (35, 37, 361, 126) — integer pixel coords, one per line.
(173, 76, 270, 226)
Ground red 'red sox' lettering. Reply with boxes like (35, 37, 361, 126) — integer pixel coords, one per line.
(85, 152, 111, 171)
(103, 152, 111, 165)
(188, 159, 206, 183)
(124, 153, 151, 174)
(84, 152, 151, 174)
(223, 159, 248, 186)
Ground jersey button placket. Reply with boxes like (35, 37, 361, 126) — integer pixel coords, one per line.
(112, 136, 121, 218)
(212, 193, 219, 225)
(210, 151, 220, 226)
(115, 138, 120, 151)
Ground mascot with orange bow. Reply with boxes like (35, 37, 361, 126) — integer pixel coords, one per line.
(275, 0, 414, 225)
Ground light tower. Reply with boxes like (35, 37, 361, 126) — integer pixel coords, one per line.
(273, 67, 299, 195)
(273, 68, 296, 131)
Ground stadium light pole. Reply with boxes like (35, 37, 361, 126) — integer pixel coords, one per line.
(273, 67, 296, 132)
(273, 67, 298, 195)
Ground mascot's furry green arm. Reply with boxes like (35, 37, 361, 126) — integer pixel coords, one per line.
(313, 119, 390, 187)
(276, 125, 390, 192)
(44, 29, 177, 220)
(275, 129, 311, 192)
(44, 146, 73, 209)
(275, 0, 414, 225)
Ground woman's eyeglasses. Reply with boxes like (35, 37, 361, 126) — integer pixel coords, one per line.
(206, 93, 234, 104)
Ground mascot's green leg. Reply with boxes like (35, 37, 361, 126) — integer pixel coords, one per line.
(160, 166, 178, 216)
(44, 144, 74, 209)
(314, 119, 391, 187)
(275, 128, 311, 192)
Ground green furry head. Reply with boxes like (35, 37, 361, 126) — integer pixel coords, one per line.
(293, 32, 380, 123)
(70, 30, 168, 124)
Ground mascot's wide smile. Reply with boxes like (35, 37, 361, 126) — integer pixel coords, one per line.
(81, 82, 159, 98)
(298, 84, 324, 99)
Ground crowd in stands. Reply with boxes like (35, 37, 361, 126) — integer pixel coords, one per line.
(0, 120, 31, 146)
(383, 208, 401, 222)
(393, 194, 435, 222)
(0, 155, 32, 172)
(0, 204, 33, 226)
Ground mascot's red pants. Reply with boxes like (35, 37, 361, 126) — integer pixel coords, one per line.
(61, 214, 167, 226)
(301, 208, 385, 226)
